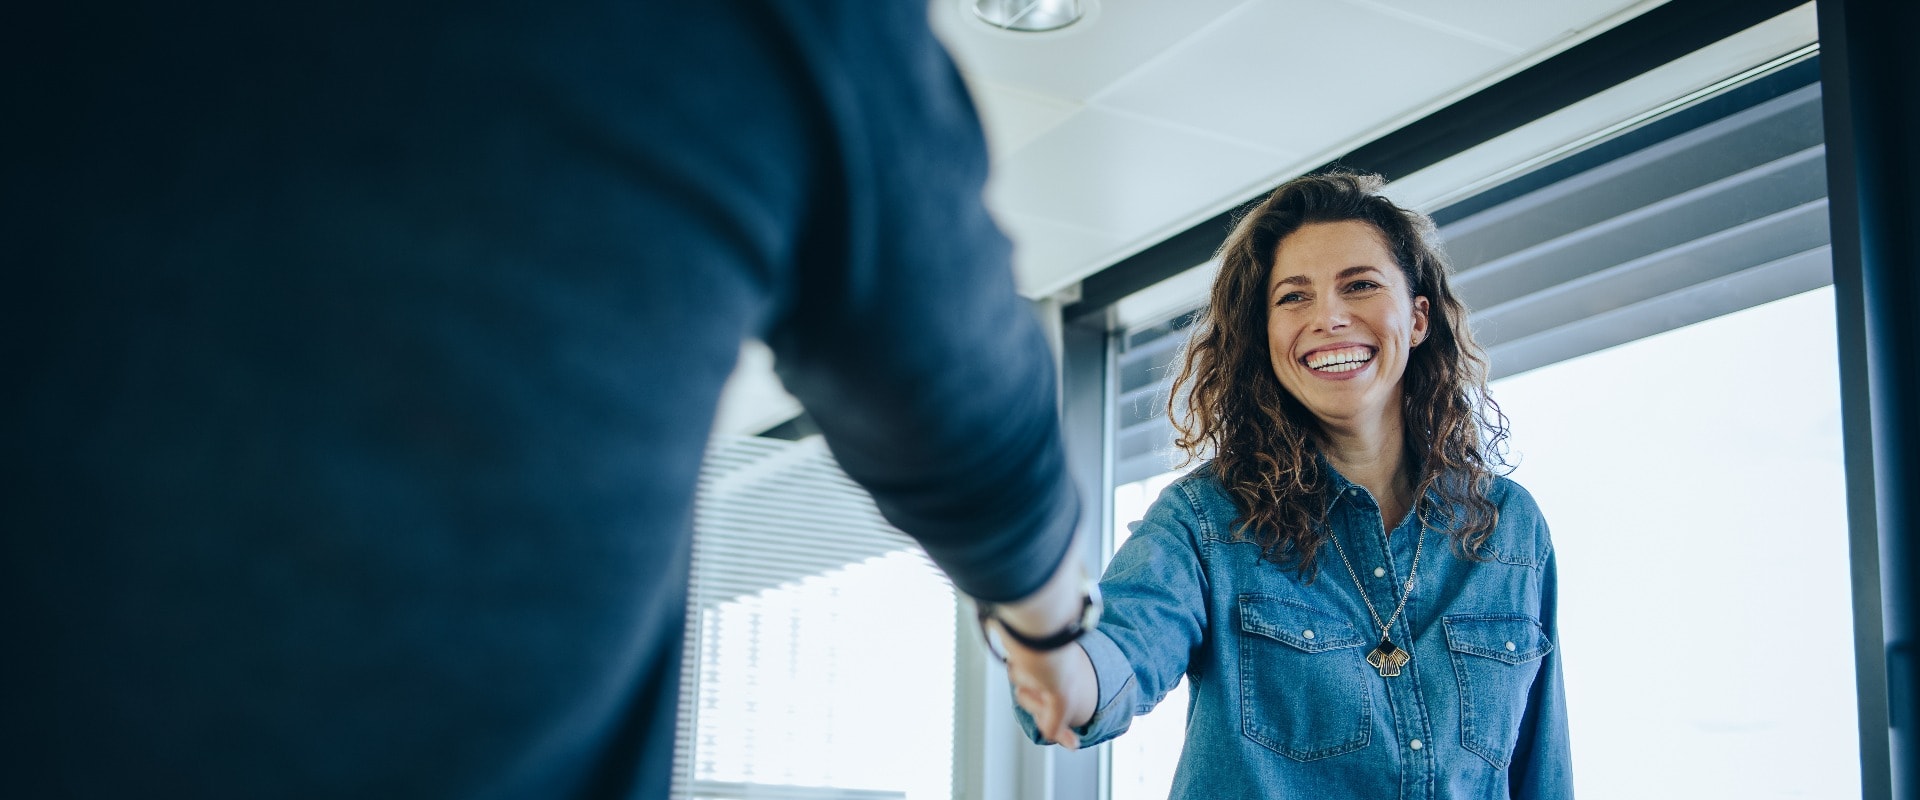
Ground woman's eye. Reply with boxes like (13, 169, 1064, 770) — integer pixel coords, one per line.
(1276, 292, 1306, 305)
(1347, 280, 1381, 292)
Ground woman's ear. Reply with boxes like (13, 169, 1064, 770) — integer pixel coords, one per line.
(1411, 295, 1431, 345)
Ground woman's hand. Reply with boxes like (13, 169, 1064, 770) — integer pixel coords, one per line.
(991, 534, 1100, 748)
(1003, 634, 1097, 749)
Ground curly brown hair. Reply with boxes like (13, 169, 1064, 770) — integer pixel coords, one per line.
(1169, 170, 1509, 575)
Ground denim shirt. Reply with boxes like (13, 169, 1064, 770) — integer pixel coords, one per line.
(1023, 463, 1572, 799)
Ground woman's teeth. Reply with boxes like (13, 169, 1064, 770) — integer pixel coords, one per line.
(1305, 347, 1373, 372)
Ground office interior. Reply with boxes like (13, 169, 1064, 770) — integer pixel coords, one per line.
(690, 1, 1916, 798)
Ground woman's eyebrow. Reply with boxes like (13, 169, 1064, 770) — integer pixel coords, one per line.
(1269, 265, 1389, 297)
(1269, 274, 1309, 300)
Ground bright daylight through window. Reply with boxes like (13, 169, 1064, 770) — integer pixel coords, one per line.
(675, 437, 957, 800)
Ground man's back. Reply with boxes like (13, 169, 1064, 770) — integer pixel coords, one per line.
(2, 2, 1078, 796)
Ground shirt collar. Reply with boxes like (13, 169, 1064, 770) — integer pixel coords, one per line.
(1314, 451, 1448, 523)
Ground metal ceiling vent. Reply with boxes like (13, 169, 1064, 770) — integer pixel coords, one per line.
(973, 0, 1083, 32)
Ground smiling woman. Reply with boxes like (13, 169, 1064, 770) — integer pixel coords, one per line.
(1265, 222, 1431, 509)
(1011, 171, 1570, 799)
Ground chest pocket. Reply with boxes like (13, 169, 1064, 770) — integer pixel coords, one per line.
(1235, 595, 1372, 761)
(1443, 614, 1553, 768)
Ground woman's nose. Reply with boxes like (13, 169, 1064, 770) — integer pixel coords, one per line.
(1315, 297, 1351, 331)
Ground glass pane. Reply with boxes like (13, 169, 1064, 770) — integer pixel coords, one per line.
(679, 437, 956, 800)
(690, 552, 955, 800)
(1491, 286, 1856, 797)
(1107, 471, 1187, 800)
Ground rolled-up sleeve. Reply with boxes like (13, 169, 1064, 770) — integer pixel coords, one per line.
(1016, 483, 1211, 746)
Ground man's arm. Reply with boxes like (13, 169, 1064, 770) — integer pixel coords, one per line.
(760, 0, 1080, 607)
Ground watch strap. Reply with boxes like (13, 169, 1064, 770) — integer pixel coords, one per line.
(979, 583, 1101, 653)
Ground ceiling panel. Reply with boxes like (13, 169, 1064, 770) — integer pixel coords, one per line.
(985, 105, 1292, 249)
(994, 215, 1130, 296)
(966, 81, 1083, 157)
(1094, 0, 1513, 156)
(930, 0, 1254, 102)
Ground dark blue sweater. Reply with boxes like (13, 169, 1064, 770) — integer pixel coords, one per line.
(2, 2, 1078, 796)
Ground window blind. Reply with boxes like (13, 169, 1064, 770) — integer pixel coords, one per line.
(674, 435, 957, 800)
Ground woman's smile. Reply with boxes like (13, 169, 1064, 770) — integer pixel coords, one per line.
(1301, 343, 1376, 376)
(1266, 220, 1429, 426)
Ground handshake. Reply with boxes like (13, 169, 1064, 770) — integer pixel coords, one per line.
(975, 540, 1102, 749)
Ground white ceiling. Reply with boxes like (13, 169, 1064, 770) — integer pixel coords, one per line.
(714, 0, 1674, 436)
(930, 0, 1669, 298)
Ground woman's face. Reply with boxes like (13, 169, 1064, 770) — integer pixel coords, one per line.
(1265, 220, 1430, 432)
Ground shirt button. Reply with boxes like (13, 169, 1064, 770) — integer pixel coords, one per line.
(1303, 629, 1315, 640)
(1506, 641, 1517, 651)
(1409, 739, 1424, 751)
(1373, 567, 1386, 578)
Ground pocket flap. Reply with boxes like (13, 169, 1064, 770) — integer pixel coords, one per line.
(1442, 615, 1552, 664)
(1238, 595, 1366, 653)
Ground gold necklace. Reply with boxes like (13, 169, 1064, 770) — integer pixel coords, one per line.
(1325, 510, 1426, 678)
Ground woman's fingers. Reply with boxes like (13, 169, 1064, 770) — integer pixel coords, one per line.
(1014, 684, 1080, 750)
(1005, 640, 1092, 749)
(1053, 719, 1081, 750)
(1014, 685, 1053, 730)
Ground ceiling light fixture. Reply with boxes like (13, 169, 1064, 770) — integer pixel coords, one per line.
(973, 0, 1083, 32)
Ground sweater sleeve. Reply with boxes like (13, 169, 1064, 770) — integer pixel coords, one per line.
(760, 0, 1080, 603)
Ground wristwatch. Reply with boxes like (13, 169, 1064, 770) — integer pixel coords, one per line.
(976, 572, 1102, 660)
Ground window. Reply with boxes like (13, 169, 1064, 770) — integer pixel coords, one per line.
(1107, 472, 1187, 800)
(1493, 286, 1854, 797)
(676, 435, 957, 800)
